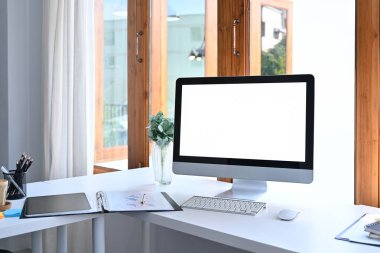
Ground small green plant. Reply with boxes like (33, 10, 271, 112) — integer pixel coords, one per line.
(147, 111, 174, 147)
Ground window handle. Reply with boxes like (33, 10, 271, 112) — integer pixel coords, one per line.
(136, 31, 143, 63)
(232, 19, 240, 56)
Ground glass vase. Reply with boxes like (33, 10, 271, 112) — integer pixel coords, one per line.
(152, 142, 173, 185)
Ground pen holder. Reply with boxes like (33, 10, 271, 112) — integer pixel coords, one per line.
(2, 170, 26, 200)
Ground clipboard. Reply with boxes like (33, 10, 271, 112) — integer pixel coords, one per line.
(335, 213, 380, 246)
(21, 191, 182, 218)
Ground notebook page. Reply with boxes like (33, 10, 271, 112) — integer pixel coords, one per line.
(103, 191, 175, 212)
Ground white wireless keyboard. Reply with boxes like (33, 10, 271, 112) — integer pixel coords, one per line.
(181, 196, 266, 216)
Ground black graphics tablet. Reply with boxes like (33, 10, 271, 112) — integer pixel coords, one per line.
(23, 193, 92, 218)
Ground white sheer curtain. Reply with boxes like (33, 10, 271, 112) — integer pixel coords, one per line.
(42, 0, 95, 252)
(43, 0, 94, 180)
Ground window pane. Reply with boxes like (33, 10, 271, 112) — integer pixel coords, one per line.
(261, 6, 287, 75)
(166, 0, 205, 118)
(103, 0, 128, 148)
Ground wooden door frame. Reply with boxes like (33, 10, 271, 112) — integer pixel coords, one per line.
(355, 0, 380, 207)
(217, 0, 249, 77)
(128, 0, 150, 169)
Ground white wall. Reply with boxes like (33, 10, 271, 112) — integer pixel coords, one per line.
(0, 0, 9, 179)
(291, 0, 355, 204)
(0, 0, 43, 183)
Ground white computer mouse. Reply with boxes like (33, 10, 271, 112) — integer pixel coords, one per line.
(277, 209, 300, 221)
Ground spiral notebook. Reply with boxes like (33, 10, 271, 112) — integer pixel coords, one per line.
(21, 191, 181, 218)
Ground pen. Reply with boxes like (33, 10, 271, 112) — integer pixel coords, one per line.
(20, 156, 30, 173)
(16, 161, 20, 173)
(25, 159, 33, 172)
(140, 194, 146, 205)
(16, 154, 25, 173)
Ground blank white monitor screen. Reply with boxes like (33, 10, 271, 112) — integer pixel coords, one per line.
(179, 83, 306, 162)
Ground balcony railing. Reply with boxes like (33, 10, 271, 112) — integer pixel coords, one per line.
(104, 103, 128, 147)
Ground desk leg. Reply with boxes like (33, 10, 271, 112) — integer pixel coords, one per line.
(93, 216, 105, 253)
(57, 225, 67, 253)
(32, 230, 43, 253)
(143, 221, 150, 253)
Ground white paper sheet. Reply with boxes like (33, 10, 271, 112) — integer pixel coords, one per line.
(102, 191, 176, 212)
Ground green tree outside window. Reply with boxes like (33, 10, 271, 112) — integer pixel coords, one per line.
(261, 38, 286, 75)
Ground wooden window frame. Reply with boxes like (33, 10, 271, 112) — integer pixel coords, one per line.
(127, 0, 150, 169)
(151, 0, 218, 116)
(94, 0, 105, 163)
(151, 0, 168, 116)
(94, 0, 294, 171)
(94, 0, 149, 169)
(250, 0, 293, 75)
(94, 0, 128, 163)
(205, 0, 218, 77)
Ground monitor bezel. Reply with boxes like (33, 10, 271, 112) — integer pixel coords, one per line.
(173, 74, 314, 171)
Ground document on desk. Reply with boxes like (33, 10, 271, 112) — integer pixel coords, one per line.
(335, 213, 380, 246)
(99, 191, 181, 212)
(21, 191, 181, 218)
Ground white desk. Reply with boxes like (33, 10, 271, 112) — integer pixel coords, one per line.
(0, 176, 106, 253)
(1, 168, 380, 253)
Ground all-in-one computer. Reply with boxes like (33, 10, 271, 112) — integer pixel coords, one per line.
(173, 75, 314, 204)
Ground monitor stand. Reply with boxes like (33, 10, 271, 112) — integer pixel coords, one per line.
(215, 179, 267, 201)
